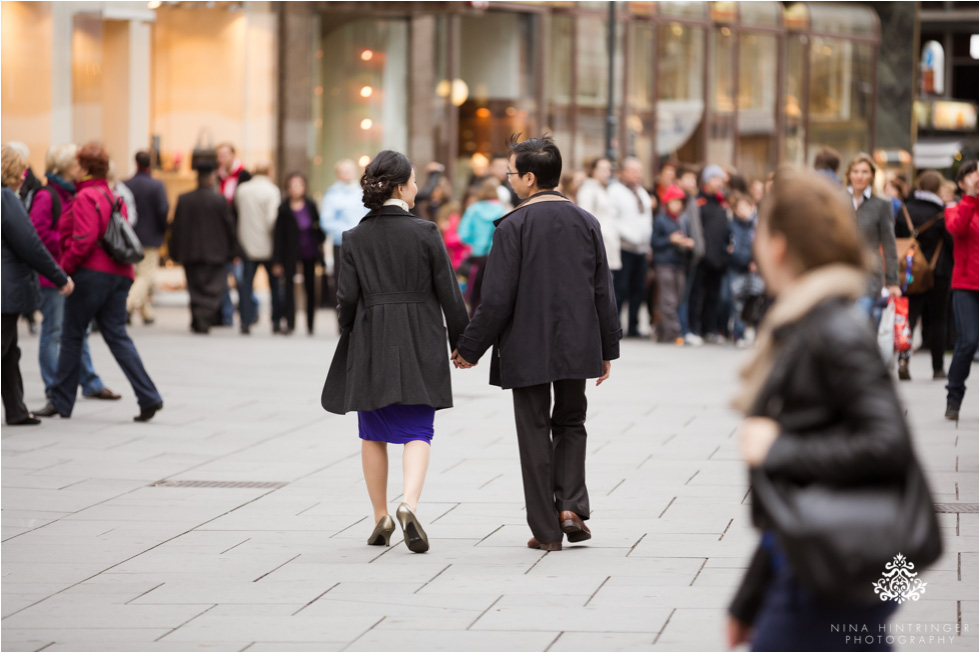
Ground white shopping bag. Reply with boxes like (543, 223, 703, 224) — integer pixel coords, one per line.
(878, 298, 896, 366)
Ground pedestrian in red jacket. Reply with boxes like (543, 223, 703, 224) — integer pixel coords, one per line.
(945, 161, 978, 421)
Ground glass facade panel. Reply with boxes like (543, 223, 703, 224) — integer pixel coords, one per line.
(808, 36, 873, 164)
(658, 1, 709, 19)
(736, 32, 778, 180)
(626, 20, 655, 180)
(546, 14, 574, 156)
(739, 1, 782, 28)
(707, 26, 735, 166)
(782, 34, 807, 167)
(575, 15, 623, 165)
(657, 22, 705, 162)
(807, 2, 877, 37)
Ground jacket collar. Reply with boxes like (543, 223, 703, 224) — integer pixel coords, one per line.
(494, 190, 569, 227)
(76, 177, 110, 193)
(360, 203, 415, 222)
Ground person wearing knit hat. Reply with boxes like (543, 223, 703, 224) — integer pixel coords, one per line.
(651, 184, 695, 344)
(701, 164, 727, 186)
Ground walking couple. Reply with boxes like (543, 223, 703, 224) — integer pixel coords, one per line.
(322, 136, 621, 553)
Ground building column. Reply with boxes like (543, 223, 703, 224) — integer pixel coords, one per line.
(127, 20, 152, 176)
(50, 2, 73, 146)
(277, 2, 315, 188)
(409, 16, 436, 168)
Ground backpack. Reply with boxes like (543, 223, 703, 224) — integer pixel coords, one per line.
(26, 186, 62, 228)
(895, 203, 943, 295)
(94, 188, 144, 264)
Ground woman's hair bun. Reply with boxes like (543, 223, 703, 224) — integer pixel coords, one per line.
(360, 151, 413, 210)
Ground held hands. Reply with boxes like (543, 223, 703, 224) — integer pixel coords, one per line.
(451, 349, 476, 369)
(726, 616, 752, 649)
(596, 360, 611, 386)
(738, 417, 780, 468)
(58, 277, 75, 297)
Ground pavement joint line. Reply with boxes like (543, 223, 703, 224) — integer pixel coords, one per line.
(708, 445, 721, 459)
(137, 452, 167, 463)
(689, 558, 709, 586)
(104, 436, 144, 451)
(627, 533, 647, 557)
(544, 631, 563, 651)
(741, 488, 752, 504)
(658, 497, 677, 518)
(619, 422, 636, 435)
(155, 603, 216, 642)
(467, 595, 502, 630)
(368, 539, 403, 562)
(524, 551, 547, 574)
(683, 416, 696, 427)
(590, 440, 611, 456)
(474, 524, 505, 546)
(441, 459, 466, 474)
(253, 553, 302, 582)
(643, 404, 659, 416)
(24, 460, 73, 475)
(0, 485, 287, 620)
(635, 453, 653, 469)
(728, 427, 737, 439)
(478, 474, 503, 489)
(606, 478, 626, 496)
(662, 434, 677, 445)
(295, 501, 320, 516)
(957, 513, 960, 536)
(583, 576, 610, 607)
(414, 564, 453, 594)
(958, 552, 962, 581)
(652, 608, 678, 645)
(56, 478, 89, 491)
(219, 537, 251, 554)
(431, 503, 460, 523)
(96, 528, 114, 538)
(292, 582, 340, 615)
(342, 616, 386, 652)
(125, 582, 165, 605)
(330, 517, 368, 538)
(34, 643, 55, 652)
(483, 436, 503, 449)
(685, 470, 700, 485)
(956, 481, 960, 500)
(957, 600, 962, 630)
(240, 643, 255, 652)
(719, 518, 734, 541)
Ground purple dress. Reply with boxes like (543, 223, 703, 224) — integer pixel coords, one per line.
(292, 204, 318, 261)
(358, 404, 435, 445)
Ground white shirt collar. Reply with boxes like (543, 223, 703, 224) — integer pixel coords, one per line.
(848, 185, 872, 209)
(383, 198, 410, 212)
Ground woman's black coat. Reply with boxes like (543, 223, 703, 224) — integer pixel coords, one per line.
(896, 193, 954, 281)
(729, 298, 917, 624)
(321, 204, 469, 414)
(1, 186, 68, 314)
(274, 198, 325, 269)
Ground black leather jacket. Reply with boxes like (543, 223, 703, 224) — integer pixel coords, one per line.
(729, 298, 914, 623)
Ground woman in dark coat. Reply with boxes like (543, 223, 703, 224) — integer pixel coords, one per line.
(727, 171, 939, 651)
(895, 170, 954, 381)
(273, 172, 324, 335)
(322, 151, 468, 554)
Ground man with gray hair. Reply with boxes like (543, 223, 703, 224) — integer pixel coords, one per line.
(608, 157, 654, 338)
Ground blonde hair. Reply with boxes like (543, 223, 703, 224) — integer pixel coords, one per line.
(45, 144, 78, 176)
(844, 152, 878, 186)
(476, 176, 501, 202)
(1, 144, 27, 188)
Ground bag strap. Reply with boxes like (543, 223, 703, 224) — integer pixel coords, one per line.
(915, 210, 945, 237)
(928, 241, 943, 269)
(900, 202, 916, 236)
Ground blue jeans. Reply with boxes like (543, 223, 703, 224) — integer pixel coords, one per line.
(856, 295, 885, 331)
(751, 565, 898, 651)
(39, 287, 105, 398)
(238, 259, 282, 328)
(947, 290, 979, 408)
(51, 269, 161, 416)
(678, 262, 698, 336)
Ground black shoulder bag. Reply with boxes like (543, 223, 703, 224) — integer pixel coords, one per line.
(96, 188, 145, 264)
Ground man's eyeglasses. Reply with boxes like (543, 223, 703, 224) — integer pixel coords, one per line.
(505, 170, 520, 177)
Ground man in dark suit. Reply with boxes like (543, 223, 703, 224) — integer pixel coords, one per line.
(126, 151, 170, 325)
(168, 164, 238, 334)
(453, 136, 621, 551)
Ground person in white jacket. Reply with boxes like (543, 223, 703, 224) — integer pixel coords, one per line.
(234, 162, 283, 334)
(608, 157, 653, 337)
(576, 157, 622, 272)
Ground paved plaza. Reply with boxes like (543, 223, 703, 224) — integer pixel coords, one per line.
(2, 305, 977, 652)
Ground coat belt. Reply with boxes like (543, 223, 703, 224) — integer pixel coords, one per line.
(364, 291, 427, 307)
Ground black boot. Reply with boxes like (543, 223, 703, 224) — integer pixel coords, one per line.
(898, 358, 911, 381)
(945, 404, 959, 422)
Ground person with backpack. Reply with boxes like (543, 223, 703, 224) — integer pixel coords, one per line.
(30, 145, 120, 418)
(46, 143, 163, 422)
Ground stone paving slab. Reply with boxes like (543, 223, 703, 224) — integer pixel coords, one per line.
(2, 306, 977, 651)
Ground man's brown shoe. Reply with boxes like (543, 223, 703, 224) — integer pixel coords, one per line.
(86, 388, 121, 400)
(527, 537, 562, 551)
(560, 511, 592, 543)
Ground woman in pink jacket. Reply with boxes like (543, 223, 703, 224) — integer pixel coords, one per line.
(945, 161, 978, 422)
(46, 144, 163, 422)
(30, 145, 119, 417)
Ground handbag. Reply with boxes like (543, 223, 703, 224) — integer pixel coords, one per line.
(894, 296, 912, 353)
(896, 204, 944, 295)
(877, 297, 896, 363)
(96, 189, 145, 264)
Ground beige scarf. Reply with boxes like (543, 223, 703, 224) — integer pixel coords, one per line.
(731, 265, 869, 415)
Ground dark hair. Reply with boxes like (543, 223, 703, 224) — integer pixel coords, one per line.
(677, 164, 698, 179)
(813, 146, 842, 173)
(957, 161, 977, 185)
(587, 157, 610, 175)
(491, 152, 509, 162)
(728, 173, 749, 194)
(286, 171, 308, 196)
(509, 134, 561, 189)
(77, 143, 110, 179)
(361, 150, 413, 210)
(135, 151, 151, 169)
(915, 170, 944, 195)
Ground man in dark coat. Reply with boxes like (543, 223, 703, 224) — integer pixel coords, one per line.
(126, 151, 170, 324)
(690, 164, 732, 341)
(453, 136, 621, 551)
(168, 165, 238, 334)
(2, 185, 73, 424)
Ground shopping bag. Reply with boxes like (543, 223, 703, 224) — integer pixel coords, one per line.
(878, 298, 896, 363)
(893, 296, 912, 353)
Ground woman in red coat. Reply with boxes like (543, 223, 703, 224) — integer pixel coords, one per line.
(945, 161, 978, 421)
(47, 143, 163, 422)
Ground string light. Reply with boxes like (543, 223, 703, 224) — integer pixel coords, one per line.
(361, 50, 374, 61)
(360, 118, 373, 130)
(360, 86, 373, 98)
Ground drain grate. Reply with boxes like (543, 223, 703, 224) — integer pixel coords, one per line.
(151, 480, 287, 489)
(934, 503, 979, 514)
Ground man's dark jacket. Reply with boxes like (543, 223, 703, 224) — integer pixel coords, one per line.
(126, 171, 170, 248)
(2, 187, 68, 314)
(697, 191, 732, 271)
(322, 204, 469, 414)
(455, 191, 622, 389)
(168, 187, 237, 265)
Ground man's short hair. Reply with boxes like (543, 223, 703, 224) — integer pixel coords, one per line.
(509, 134, 562, 189)
(216, 142, 236, 154)
(135, 151, 151, 169)
(956, 160, 977, 184)
(813, 146, 841, 173)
